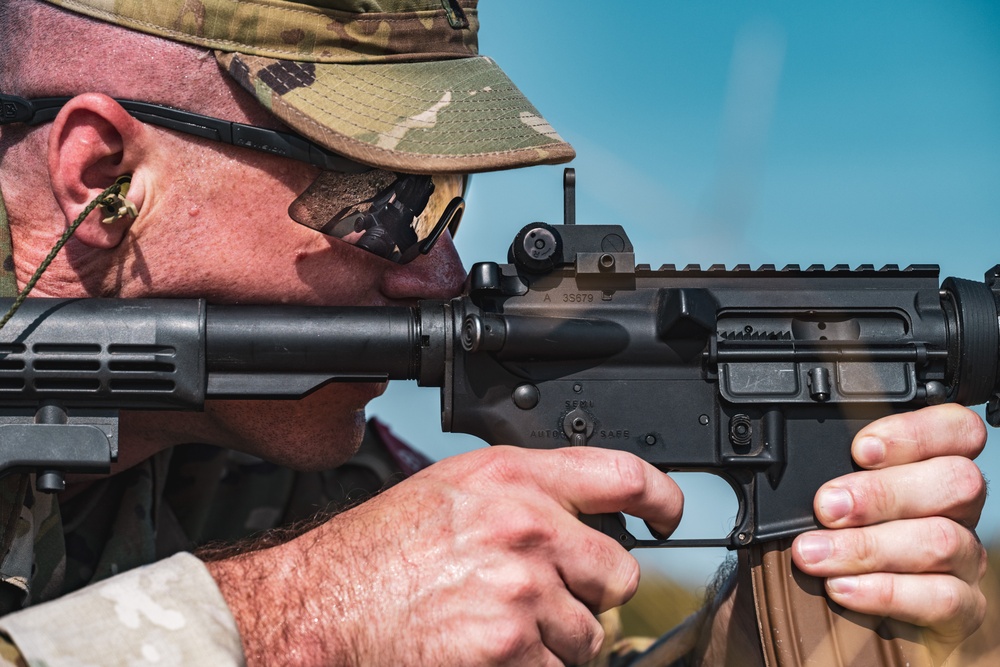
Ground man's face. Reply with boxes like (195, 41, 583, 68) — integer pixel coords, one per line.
(112, 123, 467, 471)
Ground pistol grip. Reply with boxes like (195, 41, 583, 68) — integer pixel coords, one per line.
(580, 512, 638, 550)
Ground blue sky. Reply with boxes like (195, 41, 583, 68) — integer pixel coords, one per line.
(371, 1, 1000, 584)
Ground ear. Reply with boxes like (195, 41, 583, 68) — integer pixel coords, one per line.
(47, 93, 148, 248)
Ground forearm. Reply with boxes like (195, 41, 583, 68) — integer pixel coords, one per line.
(203, 518, 360, 667)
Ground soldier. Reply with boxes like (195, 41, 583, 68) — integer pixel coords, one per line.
(0, 1, 988, 665)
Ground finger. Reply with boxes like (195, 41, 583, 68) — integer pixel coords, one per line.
(502, 447, 684, 537)
(814, 456, 986, 529)
(474, 496, 640, 612)
(475, 560, 594, 667)
(485, 618, 566, 667)
(537, 594, 605, 666)
(852, 404, 986, 469)
(550, 512, 642, 612)
(825, 572, 987, 643)
(793, 518, 988, 584)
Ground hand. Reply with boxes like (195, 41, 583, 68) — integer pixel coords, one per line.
(206, 446, 682, 667)
(792, 404, 989, 661)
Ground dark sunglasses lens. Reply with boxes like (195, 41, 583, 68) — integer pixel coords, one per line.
(289, 171, 466, 263)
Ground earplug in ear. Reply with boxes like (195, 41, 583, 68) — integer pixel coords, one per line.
(0, 176, 137, 329)
(100, 175, 138, 224)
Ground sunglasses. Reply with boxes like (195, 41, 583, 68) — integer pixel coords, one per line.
(1, 93, 467, 264)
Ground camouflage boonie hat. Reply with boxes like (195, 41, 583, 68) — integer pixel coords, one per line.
(38, 0, 575, 174)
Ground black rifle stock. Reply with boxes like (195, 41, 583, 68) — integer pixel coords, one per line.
(1, 174, 998, 551)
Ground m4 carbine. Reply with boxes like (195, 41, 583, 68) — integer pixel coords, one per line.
(0, 172, 998, 553)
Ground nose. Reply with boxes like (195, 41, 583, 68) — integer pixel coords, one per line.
(378, 231, 467, 301)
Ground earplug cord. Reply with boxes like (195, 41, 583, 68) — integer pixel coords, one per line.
(0, 176, 134, 329)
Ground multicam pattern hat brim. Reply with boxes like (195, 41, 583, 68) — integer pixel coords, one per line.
(38, 0, 575, 174)
(217, 52, 575, 174)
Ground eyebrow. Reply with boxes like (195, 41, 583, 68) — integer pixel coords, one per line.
(0, 93, 372, 174)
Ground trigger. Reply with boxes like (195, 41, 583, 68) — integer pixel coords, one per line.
(580, 512, 637, 550)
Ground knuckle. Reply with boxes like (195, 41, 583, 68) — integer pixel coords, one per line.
(976, 543, 989, 581)
(610, 454, 647, 503)
(925, 517, 963, 568)
(932, 579, 966, 623)
(496, 564, 544, 603)
(497, 505, 548, 542)
(489, 618, 534, 663)
(970, 589, 988, 631)
(853, 529, 881, 570)
(854, 478, 894, 520)
(956, 407, 988, 454)
(871, 575, 898, 610)
(505, 577, 541, 605)
(576, 540, 639, 611)
(946, 457, 986, 507)
(603, 555, 640, 610)
(562, 611, 605, 664)
(620, 554, 641, 595)
(480, 446, 524, 486)
(581, 618, 606, 663)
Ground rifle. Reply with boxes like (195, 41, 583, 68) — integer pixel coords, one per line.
(2, 170, 997, 550)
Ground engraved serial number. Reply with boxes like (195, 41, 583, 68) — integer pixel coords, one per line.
(562, 293, 594, 303)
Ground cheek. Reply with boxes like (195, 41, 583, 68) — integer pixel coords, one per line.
(131, 165, 378, 303)
(203, 383, 381, 470)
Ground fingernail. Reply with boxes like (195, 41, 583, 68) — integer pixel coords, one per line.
(828, 576, 859, 596)
(797, 534, 832, 564)
(818, 488, 853, 522)
(856, 436, 885, 465)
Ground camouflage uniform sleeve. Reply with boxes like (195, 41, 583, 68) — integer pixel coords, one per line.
(0, 552, 244, 666)
(0, 635, 26, 667)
